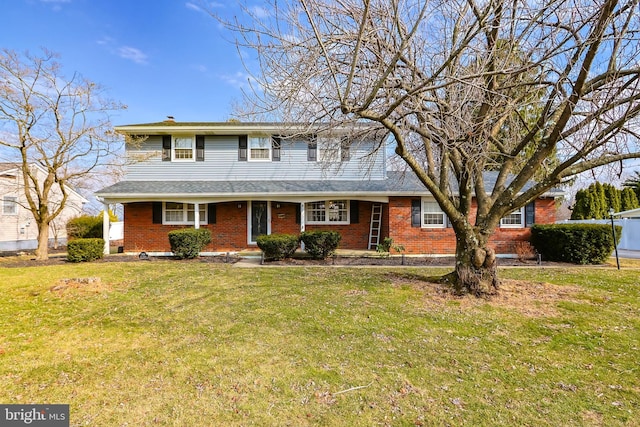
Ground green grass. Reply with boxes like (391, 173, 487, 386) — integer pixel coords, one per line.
(0, 261, 638, 426)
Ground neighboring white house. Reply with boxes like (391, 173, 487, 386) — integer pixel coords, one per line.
(0, 163, 88, 251)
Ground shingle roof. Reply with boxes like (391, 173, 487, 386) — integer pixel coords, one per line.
(96, 171, 563, 200)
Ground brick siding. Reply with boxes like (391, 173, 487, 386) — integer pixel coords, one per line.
(122, 197, 555, 254)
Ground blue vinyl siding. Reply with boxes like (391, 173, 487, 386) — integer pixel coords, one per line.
(124, 135, 386, 181)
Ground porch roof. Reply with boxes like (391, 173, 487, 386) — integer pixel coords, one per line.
(96, 171, 563, 203)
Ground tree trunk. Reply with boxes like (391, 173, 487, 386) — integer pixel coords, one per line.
(34, 221, 50, 261)
(441, 228, 500, 297)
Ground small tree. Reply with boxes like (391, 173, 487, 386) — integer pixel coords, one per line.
(621, 187, 640, 212)
(0, 49, 125, 260)
(623, 171, 640, 201)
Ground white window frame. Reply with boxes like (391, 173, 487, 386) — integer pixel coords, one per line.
(172, 135, 195, 162)
(305, 200, 350, 224)
(248, 136, 272, 161)
(317, 137, 343, 163)
(3, 196, 18, 215)
(163, 202, 207, 225)
(500, 207, 525, 228)
(421, 198, 446, 228)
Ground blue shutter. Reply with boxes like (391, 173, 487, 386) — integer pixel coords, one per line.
(196, 135, 205, 161)
(411, 199, 421, 227)
(525, 201, 535, 227)
(238, 135, 247, 161)
(307, 136, 317, 161)
(208, 203, 216, 224)
(162, 136, 171, 161)
(152, 202, 163, 224)
(350, 200, 359, 223)
(272, 136, 281, 161)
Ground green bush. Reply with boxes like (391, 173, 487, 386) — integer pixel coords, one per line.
(67, 215, 103, 239)
(168, 228, 212, 259)
(67, 238, 105, 262)
(256, 233, 299, 260)
(530, 223, 622, 264)
(300, 230, 341, 259)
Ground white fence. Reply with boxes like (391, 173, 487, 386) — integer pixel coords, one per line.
(109, 221, 124, 241)
(556, 218, 640, 250)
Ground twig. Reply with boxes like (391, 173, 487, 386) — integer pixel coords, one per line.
(332, 382, 373, 396)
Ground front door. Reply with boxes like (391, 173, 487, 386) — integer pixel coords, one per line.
(249, 201, 269, 244)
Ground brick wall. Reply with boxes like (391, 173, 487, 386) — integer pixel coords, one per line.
(124, 201, 249, 253)
(122, 197, 555, 254)
(387, 196, 557, 255)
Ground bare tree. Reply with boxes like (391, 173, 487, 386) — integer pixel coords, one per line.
(220, 0, 640, 295)
(0, 49, 125, 260)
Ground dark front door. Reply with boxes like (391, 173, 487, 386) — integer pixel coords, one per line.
(250, 201, 268, 243)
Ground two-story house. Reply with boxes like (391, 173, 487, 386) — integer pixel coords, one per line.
(95, 120, 561, 256)
(0, 163, 87, 251)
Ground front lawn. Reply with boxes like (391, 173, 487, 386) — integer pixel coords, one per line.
(0, 261, 638, 425)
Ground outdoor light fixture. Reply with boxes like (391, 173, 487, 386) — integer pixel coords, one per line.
(237, 203, 242, 209)
(609, 208, 620, 270)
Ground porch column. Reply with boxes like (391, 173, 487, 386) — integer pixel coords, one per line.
(194, 203, 200, 229)
(102, 203, 110, 255)
(299, 202, 306, 233)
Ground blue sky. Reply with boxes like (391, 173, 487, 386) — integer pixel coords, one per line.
(3, 0, 251, 125)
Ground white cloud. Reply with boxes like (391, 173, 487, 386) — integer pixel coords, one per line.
(95, 37, 148, 65)
(249, 6, 270, 19)
(220, 71, 255, 90)
(186, 1, 224, 14)
(117, 46, 148, 65)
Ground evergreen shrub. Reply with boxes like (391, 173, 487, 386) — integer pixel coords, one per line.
(300, 231, 341, 259)
(256, 233, 299, 260)
(530, 223, 622, 264)
(168, 228, 212, 259)
(67, 238, 105, 262)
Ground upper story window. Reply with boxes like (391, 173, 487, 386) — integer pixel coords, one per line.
(174, 136, 194, 160)
(500, 207, 525, 228)
(315, 137, 350, 162)
(164, 202, 207, 225)
(162, 135, 204, 162)
(306, 200, 349, 224)
(239, 135, 281, 161)
(422, 199, 446, 228)
(249, 136, 271, 161)
(3, 196, 17, 215)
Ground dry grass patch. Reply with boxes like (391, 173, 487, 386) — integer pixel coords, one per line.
(386, 271, 583, 317)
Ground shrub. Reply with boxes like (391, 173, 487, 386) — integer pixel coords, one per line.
(168, 228, 212, 259)
(376, 237, 405, 257)
(530, 223, 622, 264)
(67, 238, 105, 262)
(256, 233, 299, 260)
(67, 215, 103, 239)
(300, 231, 341, 259)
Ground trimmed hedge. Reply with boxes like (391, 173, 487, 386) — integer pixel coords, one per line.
(168, 228, 212, 259)
(67, 238, 105, 262)
(67, 215, 103, 239)
(300, 230, 341, 259)
(256, 233, 299, 260)
(530, 223, 622, 264)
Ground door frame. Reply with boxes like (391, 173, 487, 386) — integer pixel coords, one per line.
(247, 200, 271, 245)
